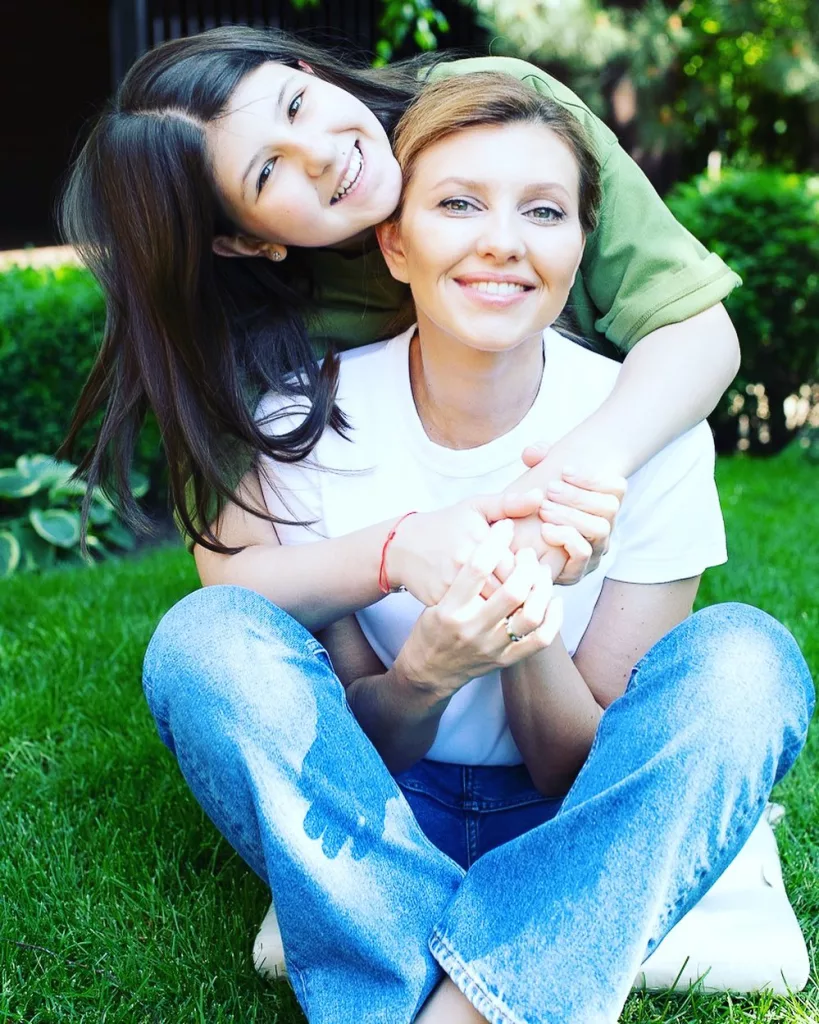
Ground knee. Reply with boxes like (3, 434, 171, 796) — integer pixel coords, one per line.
(142, 585, 322, 723)
(657, 603, 814, 752)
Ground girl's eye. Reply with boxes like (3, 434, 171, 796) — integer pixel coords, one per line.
(258, 93, 303, 194)
(440, 198, 477, 214)
(527, 205, 564, 222)
(257, 160, 276, 195)
(288, 92, 303, 120)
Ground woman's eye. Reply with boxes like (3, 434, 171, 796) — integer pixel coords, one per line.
(257, 159, 276, 195)
(440, 198, 476, 214)
(288, 92, 303, 120)
(527, 206, 564, 222)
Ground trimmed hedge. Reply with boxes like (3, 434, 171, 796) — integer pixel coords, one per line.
(666, 169, 819, 454)
(0, 265, 165, 504)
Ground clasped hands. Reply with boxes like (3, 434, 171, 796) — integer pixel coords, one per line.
(385, 444, 627, 607)
(384, 446, 626, 696)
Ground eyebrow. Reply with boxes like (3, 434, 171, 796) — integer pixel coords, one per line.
(240, 76, 292, 201)
(432, 177, 573, 202)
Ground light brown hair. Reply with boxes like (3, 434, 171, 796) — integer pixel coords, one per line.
(392, 72, 602, 234)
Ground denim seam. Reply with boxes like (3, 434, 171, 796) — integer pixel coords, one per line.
(397, 779, 553, 812)
(429, 931, 525, 1024)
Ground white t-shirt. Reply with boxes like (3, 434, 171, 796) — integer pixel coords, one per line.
(257, 325, 727, 766)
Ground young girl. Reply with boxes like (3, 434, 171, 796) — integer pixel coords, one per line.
(143, 75, 812, 1024)
(60, 25, 742, 602)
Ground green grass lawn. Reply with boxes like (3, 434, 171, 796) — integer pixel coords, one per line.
(1, 450, 817, 1022)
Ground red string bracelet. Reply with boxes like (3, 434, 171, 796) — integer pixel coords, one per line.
(378, 511, 418, 594)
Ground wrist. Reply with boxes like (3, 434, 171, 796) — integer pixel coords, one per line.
(394, 647, 457, 707)
(382, 510, 419, 592)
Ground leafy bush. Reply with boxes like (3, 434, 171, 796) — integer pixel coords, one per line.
(666, 169, 819, 453)
(0, 265, 165, 501)
(0, 454, 147, 577)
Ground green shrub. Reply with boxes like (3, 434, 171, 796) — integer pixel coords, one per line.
(666, 169, 819, 454)
(0, 454, 147, 576)
(0, 265, 165, 499)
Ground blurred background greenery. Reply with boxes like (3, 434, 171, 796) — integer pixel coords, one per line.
(0, 0, 817, 575)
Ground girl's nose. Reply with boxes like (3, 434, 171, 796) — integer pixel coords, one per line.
(294, 133, 337, 179)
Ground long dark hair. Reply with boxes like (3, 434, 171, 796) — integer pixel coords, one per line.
(59, 26, 440, 552)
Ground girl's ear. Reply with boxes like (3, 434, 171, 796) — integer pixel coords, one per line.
(212, 235, 287, 262)
(375, 220, 410, 284)
(297, 60, 315, 75)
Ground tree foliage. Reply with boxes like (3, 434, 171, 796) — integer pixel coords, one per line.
(472, 0, 819, 169)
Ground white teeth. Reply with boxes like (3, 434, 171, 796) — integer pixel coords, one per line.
(471, 281, 527, 295)
(332, 145, 363, 203)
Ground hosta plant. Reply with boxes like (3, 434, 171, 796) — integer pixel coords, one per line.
(0, 454, 147, 577)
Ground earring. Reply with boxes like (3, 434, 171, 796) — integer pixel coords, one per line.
(271, 250, 284, 262)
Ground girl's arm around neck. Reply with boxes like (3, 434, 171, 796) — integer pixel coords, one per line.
(521, 303, 740, 482)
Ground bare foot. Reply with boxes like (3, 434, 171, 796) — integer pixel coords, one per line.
(415, 977, 490, 1023)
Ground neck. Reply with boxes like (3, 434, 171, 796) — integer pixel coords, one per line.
(409, 313, 545, 450)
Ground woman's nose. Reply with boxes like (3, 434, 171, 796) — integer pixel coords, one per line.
(475, 213, 526, 262)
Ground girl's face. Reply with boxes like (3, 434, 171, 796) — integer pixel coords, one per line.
(378, 122, 586, 354)
(207, 62, 403, 248)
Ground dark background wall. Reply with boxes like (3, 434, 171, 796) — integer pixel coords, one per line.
(0, 0, 486, 249)
(0, 1, 111, 248)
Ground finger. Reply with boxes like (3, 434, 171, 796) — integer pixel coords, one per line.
(502, 594, 564, 662)
(440, 519, 515, 609)
(558, 468, 628, 500)
(520, 442, 552, 469)
(506, 564, 553, 638)
(543, 480, 622, 519)
(541, 523, 593, 586)
(538, 501, 611, 547)
(501, 488, 544, 520)
(479, 547, 540, 626)
(534, 593, 564, 646)
(474, 488, 544, 524)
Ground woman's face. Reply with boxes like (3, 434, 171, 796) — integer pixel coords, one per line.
(207, 62, 403, 248)
(378, 122, 586, 353)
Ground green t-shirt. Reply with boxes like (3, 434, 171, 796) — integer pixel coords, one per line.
(301, 55, 741, 358)
(182, 55, 741, 546)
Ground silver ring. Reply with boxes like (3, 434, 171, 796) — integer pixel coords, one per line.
(505, 616, 524, 643)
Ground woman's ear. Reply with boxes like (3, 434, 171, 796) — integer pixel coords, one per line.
(375, 220, 410, 284)
(297, 60, 314, 75)
(570, 237, 586, 288)
(212, 235, 287, 262)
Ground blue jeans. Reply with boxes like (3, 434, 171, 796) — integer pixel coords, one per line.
(143, 587, 813, 1024)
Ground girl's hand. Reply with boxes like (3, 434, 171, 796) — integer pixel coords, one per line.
(386, 488, 545, 607)
(519, 445, 628, 584)
(395, 521, 564, 699)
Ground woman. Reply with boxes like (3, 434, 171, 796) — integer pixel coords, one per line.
(143, 75, 812, 1024)
(60, 24, 742, 604)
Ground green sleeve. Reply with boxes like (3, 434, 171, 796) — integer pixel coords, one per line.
(428, 56, 742, 353)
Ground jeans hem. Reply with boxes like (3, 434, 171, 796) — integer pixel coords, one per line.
(428, 931, 524, 1024)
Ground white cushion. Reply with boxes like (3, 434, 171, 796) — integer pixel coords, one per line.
(634, 806, 809, 994)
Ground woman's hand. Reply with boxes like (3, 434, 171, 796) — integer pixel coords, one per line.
(395, 520, 564, 699)
(518, 444, 628, 584)
(385, 488, 545, 607)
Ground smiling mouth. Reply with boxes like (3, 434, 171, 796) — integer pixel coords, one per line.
(455, 279, 536, 303)
(330, 143, 364, 204)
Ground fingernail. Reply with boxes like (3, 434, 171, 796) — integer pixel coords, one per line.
(547, 481, 565, 494)
(562, 466, 578, 478)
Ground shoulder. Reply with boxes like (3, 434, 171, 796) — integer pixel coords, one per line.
(256, 329, 410, 438)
